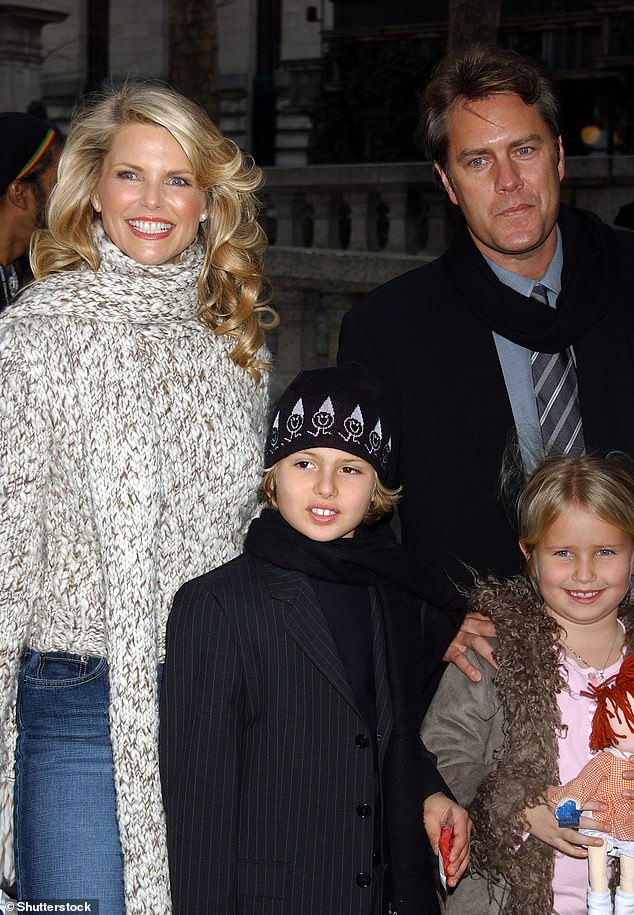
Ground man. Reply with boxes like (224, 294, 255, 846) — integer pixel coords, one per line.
(339, 44, 634, 585)
(0, 112, 62, 312)
(338, 44, 634, 676)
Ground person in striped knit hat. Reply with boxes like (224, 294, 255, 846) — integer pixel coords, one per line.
(0, 112, 62, 311)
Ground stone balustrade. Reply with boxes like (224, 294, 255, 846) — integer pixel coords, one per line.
(263, 156, 634, 255)
(262, 162, 453, 255)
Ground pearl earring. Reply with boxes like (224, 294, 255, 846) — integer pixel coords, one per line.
(92, 199, 101, 213)
(200, 213, 208, 222)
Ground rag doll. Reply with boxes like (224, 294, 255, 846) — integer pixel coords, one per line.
(550, 655, 634, 915)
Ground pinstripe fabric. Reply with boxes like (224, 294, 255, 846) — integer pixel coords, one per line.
(160, 555, 441, 915)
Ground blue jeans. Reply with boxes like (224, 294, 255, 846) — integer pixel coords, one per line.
(14, 650, 125, 914)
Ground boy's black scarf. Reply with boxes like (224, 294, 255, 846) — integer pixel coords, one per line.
(244, 508, 466, 613)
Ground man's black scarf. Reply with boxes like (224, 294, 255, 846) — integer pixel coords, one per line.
(446, 203, 616, 351)
(444, 203, 634, 458)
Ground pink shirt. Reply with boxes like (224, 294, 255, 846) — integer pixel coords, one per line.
(552, 645, 624, 915)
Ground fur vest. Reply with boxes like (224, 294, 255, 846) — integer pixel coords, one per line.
(468, 577, 634, 915)
(0, 225, 269, 912)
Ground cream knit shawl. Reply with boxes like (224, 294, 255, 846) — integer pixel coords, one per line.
(0, 225, 269, 912)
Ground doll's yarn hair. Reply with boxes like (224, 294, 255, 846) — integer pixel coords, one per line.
(587, 654, 634, 752)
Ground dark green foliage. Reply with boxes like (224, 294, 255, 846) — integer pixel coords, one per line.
(308, 37, 444, 163)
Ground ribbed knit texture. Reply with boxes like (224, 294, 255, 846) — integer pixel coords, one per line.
(0, 224, 268, 913)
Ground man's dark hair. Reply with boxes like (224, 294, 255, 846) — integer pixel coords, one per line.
(420, 44, 561, 174)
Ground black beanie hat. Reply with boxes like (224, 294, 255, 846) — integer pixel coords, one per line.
(265, 363, 395, 483)
(0, 113, 57, 194)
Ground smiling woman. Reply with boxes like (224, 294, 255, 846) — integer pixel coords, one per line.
(0, 82, 275, 914)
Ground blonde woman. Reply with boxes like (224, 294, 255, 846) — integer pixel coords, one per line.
(0, 82, 273, 914)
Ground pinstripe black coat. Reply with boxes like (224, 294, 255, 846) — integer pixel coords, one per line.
(160, 553, 447, 915)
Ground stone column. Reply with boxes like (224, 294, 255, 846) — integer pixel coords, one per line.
(426, 196, 451, 254)
(346, 190, 369, 252)
(169, 0, 219, 118)
(0, 4, 67, 111)
(381, 187, 409, 253)
(271, 189, 297, 247)
(269, 284, 305, 398)
(305, 191, 336, 249)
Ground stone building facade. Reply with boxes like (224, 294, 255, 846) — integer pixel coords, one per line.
(1, 0, 328, 164)
(3, 2, 634, 163)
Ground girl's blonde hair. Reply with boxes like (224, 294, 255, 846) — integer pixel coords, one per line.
(519, 454, 634, 557)
(258, 465, 401, 525)
(31, 81, 275, 379)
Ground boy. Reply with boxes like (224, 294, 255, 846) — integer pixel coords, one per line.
(160, 364, 469, 915)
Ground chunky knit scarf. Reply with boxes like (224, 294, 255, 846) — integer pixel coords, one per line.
(11, 222, 205, 323)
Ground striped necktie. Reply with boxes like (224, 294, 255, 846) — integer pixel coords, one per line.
(530, 284, 585, 457)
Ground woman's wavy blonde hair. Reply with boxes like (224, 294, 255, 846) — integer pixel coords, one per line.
(31, 81, 275, 378)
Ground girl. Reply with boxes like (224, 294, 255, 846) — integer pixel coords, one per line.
(421, 454, 634, 915)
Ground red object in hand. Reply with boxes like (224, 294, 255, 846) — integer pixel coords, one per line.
(439, 809, 455, 876)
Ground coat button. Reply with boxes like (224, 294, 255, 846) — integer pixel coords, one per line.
(357, 803, 371, 818)
(356, 872, 372, 887)
(355, 734, 369, 748)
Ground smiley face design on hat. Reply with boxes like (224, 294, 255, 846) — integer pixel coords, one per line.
(339, 405, 364, 443)
(381, 436, 392, 469)
(264, 364, 395, 484)
(366, 420, 383, 456)
(284, 398, 304, 442)
(308, 397, 335, 437)
(268, 413, 280, 451)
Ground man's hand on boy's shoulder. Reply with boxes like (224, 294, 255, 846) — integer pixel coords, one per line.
(442, 613, 498, 682)
(422, 793, 471, 888)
